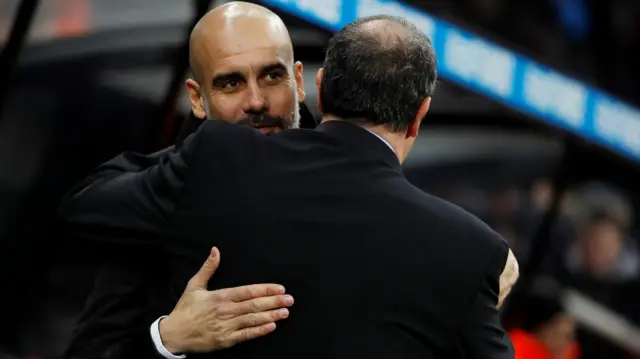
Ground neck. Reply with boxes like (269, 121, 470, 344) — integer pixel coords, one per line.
(320, 115, 408, 163)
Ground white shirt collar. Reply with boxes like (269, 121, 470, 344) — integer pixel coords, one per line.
(364, 129, 395, 154)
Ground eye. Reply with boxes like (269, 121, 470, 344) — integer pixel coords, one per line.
(264, 72, 283, 83)
(222, 80, 239, 89)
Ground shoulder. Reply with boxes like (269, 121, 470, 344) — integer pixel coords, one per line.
(398, 185, 510, 279)
(199, 119, 252, 134)
(198, 120, 264, 145)
(178, 121, 273, 187)
(406, 185, 506, 251)
(187, 120, 267, 160)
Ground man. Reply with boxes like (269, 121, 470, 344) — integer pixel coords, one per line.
(62, 3, 312, 358)
(61, 14, 518, 359)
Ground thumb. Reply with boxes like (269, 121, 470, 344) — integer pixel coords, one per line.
(185, 247, 220, 291)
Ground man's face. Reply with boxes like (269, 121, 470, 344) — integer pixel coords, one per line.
(579, 219, 623, 277)
(187, 25, 304, 134)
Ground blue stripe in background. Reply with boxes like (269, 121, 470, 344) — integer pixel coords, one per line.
(262, 0, 640, 161)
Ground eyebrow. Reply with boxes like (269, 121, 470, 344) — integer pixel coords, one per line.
(260, 62, 288, 74)
(212, 72, 244, 88)
(211, 62, 288, 87)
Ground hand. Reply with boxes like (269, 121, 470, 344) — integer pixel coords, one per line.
(498, 248, 519, 308)
(159, 247, 294, 354)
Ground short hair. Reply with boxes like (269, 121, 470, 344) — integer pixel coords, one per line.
(577, 208, 625, 235)
(521, 293, 565, 331)
(320, 15, 437, 132)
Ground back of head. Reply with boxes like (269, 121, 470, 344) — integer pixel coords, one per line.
(521, 293, 565, 332)
(320, 15, 437, 132)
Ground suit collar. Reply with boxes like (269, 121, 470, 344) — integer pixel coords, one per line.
(365, 129, 396, 154)
(316, 121, 401, 170)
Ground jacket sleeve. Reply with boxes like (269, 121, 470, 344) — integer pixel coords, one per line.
(457, 239, 515, 359)
(58, 127, 206, 244)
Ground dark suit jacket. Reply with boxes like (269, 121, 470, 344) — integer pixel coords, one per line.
(59, 119, 513, 359)
(63, 106, 317, 359)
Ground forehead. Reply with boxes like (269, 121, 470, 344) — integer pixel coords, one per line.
(212, 45, 288, 75)
(201, 20, 292, 74)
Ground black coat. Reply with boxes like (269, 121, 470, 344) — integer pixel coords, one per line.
(61, 116, 512, 359)
(62, 104, 317, 359)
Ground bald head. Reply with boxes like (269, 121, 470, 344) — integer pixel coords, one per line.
(358, 18, 413, 49)
(183, 1, 303, 132)
(189, 2, 293, 83)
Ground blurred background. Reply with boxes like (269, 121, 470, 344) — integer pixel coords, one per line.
(0, 0, 639, 358)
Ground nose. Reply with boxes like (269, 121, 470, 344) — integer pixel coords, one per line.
(244, 81, 268, 113)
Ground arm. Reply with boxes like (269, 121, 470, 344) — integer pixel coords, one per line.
(60, 147, 182, 359)
(58, 129, 205, 243)
(68, 145, 177, 196)
(458, 240, 515, 359)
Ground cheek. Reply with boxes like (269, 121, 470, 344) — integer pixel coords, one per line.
(208, 94, 245, 122)
(266, 85, 297, 116)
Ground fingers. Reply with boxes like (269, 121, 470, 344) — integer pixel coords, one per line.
(230, 308, 290, 331)
(185, 247, 221, 291)
(223, 283, 286, 302)
(228, 294, 294, 316)
(224, 322, 277, 348)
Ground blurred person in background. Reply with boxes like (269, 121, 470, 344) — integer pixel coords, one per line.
(563, 184, 639, 287)
(559, 189, 640, 359)
(509, 287, 580, 359)
(562, 207, 639, 313)
(565, 210, 638, 282)
(531, 178, 554, 214)
(61, 2, 313, 358)
(60, 12, 521, 359)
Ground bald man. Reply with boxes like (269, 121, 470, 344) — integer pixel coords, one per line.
(61, 3, 311, 358)
(185, 1, 305, 131)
